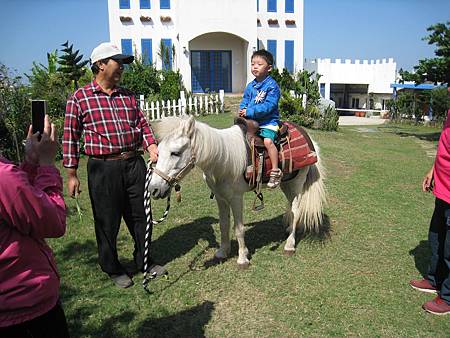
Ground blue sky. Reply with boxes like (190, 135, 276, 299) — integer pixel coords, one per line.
(1, 0, 449, 78)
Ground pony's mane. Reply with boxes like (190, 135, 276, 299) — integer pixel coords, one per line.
(154, 116, 247, 181)
(152, 117, 184, 141)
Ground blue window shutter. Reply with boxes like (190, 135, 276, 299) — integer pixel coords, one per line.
(257, 0, 259, 12)
(121, 39, 133, 56)
(119, 0, 130, 9)
(267, 0, 277, 12)
(285, 40, 294, 73)
(162, 39, 172, 70)
(285, 0, 294, 13)
(160, 0, 170, 9)
(267, 40, 277, 67)
(140, 0, 150, 9)
(141, 39, 152, 64)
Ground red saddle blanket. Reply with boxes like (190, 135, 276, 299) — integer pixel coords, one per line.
(246, 122, 318, 184)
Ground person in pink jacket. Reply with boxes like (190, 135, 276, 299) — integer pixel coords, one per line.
(410, 100, 450, 316)
(0, 116, 69, 336)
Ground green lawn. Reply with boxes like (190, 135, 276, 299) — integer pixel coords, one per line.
(52, 115, 449, 337)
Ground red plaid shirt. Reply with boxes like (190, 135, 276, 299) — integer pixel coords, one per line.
(63, 80, 156, 168)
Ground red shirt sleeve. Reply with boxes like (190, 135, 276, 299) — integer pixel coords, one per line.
(63, 95, 83, 168)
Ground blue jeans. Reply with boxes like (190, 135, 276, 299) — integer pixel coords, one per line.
(426, 198, 450, 304)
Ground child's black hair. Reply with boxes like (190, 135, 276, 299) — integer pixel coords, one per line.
(251, 49, 274, 66)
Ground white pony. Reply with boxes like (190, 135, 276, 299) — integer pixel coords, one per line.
(148, 116, 326, 268)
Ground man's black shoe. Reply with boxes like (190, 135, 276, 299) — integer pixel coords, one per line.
(148, 264, 168, 279)
(109, 273, 134, 288)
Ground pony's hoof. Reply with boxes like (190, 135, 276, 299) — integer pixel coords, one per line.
(237, 262, 250, 270)
(213, 256, 227, 263)
(283, 249, 295, 256)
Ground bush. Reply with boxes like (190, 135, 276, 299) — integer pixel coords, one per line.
(160, 70, 185, 101)
(121, 58, 185, 102)
(121, 57, 160, 99)
(388, 89, 447, 125)
(275, 69, 331, 130)
(318, 105, 339, 131)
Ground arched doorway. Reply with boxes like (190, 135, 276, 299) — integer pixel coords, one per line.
(189, 32, 248, 93)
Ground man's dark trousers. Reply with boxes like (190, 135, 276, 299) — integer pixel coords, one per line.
(87, 155, 151, 275)
(427, 197, 450, 304)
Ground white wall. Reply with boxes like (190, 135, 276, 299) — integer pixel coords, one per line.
(257, 0, 304, 72)
(108, 0, 305, 92)
(305, 58, 397, 98)
(177, 0, 256, 92)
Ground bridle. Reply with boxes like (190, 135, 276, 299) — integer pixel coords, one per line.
(151, 154, 196, 188)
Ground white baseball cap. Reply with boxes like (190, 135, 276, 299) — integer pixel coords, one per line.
(90, 42, 134, 64)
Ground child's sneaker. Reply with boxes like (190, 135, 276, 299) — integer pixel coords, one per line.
(267, 168, 283, 188)
(409, 278, 437, 294)
(422, 295, 450, 315)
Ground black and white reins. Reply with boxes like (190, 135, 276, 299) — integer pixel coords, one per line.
(142, 156, 196, 291)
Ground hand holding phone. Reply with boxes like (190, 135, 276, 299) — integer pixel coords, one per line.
(25, 114, 58, 166)
(31, 100, 47, 137)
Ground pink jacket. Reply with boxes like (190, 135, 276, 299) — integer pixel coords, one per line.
(0, 157, 66, 327)
(434, 113, 450, 204)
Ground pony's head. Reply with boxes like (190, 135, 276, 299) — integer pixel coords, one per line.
(148, 116, 196, 199)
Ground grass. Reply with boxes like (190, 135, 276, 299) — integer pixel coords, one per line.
(51, 115, 450, 337)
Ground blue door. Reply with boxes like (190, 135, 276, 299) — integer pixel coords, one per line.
(191, 50, 232, 93)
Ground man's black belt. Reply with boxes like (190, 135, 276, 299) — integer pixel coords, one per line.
(90, 150, 143, 161)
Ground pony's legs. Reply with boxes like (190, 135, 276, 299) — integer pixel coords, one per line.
(230, 194, 249, 267)
(215, 197, 231, 259)
(280, 168, 308, 254)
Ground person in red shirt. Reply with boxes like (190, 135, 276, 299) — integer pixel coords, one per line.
(63, 42, 165, 288)
(410, 98, 450, 316)
(0, 116, 69, 336)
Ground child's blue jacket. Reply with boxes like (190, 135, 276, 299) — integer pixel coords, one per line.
(239, 75, 280, 128)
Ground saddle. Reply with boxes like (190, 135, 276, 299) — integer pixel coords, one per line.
(235, 117, 318, 186)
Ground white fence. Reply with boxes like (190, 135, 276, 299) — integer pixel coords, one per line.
(140, 90, 225, 121)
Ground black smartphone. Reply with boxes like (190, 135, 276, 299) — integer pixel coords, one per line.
(31, 100, 47, 136)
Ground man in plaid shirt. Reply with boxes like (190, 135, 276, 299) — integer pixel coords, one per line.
(63, 42, 165, 288)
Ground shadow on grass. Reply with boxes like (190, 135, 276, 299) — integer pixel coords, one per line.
(223, 213, 333, 259)
(137, 301, 214, 338)
(247, 213, 332, 252)
(57, 239, 98, 267)
(151, 216, 219, 266)
(59, 283, 137, 338)
(394, 131, 441, 142)
(409, 240, 431, 276)
(135, 209, 332, 272)
(65, 298, 213, 337)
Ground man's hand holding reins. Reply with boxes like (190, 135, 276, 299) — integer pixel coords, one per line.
(147, 143, 159, 163)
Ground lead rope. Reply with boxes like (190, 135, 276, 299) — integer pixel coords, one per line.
(142, 159, 176, 291)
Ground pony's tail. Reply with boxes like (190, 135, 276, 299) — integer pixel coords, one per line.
(298, 156, 327, 233)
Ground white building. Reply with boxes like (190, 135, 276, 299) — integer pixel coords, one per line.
(108, 0, 304, 93)
(304, 58, 397, 110)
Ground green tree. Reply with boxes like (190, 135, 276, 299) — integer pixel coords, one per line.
(58, 41, 89, 89)
(27, 50, 76, 156)
(400, 21, 450, 84)
(0, 63, 30, 161)
(158, 40, 171, 70)
(121, 56, 161, 100)
(431, 87, 450, 121)
(160, 70, 184, 101)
